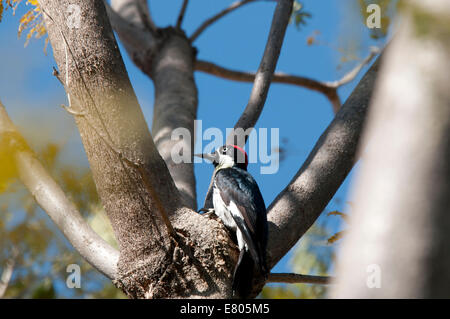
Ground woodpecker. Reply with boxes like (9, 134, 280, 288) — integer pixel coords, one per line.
(196, 144, 268, 298)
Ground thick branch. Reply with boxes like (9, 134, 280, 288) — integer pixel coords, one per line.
(0, 102, 119, 280)
(268, 273, 333, 285)
(227, 0, 293, 147)
(105, 0, 156, 73)
(266, 57, 381, 269)
(38, 0, 182, 285)
(110, 0, 153, 30)
(106, 2, 199, 209)
(135, 0, 158, 33)
(190, 0, 259, 42)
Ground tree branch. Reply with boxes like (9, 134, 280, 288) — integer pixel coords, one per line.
(190, 0, 261, 42)
(196, 47, 379, 114)
(135, 0, 158, 33)
(150, 31, 199, 210)
(268, 273, 333, 285)
(0, 248, 18, 298)
(266, 56, 381, 269)
(176, 0, 189, 29)
(195, 59, 340, 112)
(0, 101, 119, 280)
(38, 0, 183, 289)
(227, 0, 293, 147)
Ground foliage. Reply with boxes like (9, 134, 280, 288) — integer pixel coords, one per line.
(0, 0, 47, 48)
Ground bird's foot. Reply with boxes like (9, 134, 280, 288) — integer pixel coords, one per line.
(198, 207, 215, 218)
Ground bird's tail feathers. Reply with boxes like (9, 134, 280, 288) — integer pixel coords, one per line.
(232, 251, 254, 299)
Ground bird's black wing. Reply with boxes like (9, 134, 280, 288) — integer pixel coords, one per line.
(215, 168, 268, 272)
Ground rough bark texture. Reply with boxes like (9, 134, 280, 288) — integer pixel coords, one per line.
(332, 1, 450, 298)
(227, 0, 293, 147)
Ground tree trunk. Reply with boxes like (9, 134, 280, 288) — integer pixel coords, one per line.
(332, 0, 450, 298)
(38, 0, 236, 298)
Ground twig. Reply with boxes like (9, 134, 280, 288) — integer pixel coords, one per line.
(226, 0, 293, 146)
(190, 0, 259, 42)
(268, 273, 334, 285)
(176, 0, 189, 29)
(195, 59, 341, 112)
(327, 47, 380, 88)
(60, 104, 85, 116)
(104, 0, 156, 56)
(0, 248, 18, 298)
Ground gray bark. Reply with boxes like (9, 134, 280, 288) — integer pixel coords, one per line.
(332, 0, 450, 298)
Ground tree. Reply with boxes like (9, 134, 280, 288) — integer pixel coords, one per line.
(332, 0, 450, 298)
(0, 0, 389, 298)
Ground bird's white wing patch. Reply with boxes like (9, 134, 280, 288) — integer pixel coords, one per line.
(213, 187, 237, 230)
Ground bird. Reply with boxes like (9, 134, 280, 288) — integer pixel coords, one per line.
(195, 144, 268, 298)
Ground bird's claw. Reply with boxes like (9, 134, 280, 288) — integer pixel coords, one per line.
(198, 208, 215, 217)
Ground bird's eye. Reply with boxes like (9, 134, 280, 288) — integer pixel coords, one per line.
(222, 147, 227, 154)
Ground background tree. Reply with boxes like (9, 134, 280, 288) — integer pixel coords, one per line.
(0, 0, 406, 298)
(332, 0, 450, 298)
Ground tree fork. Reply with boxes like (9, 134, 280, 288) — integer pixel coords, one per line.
(38, 0, 238, 298)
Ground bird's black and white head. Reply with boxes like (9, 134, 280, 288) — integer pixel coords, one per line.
(196, 145, 248, 171)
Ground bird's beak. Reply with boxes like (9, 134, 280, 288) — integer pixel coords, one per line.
(194, 152, 217, 163)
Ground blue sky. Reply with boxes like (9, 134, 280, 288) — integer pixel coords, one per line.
(0, 0, 384, 295)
